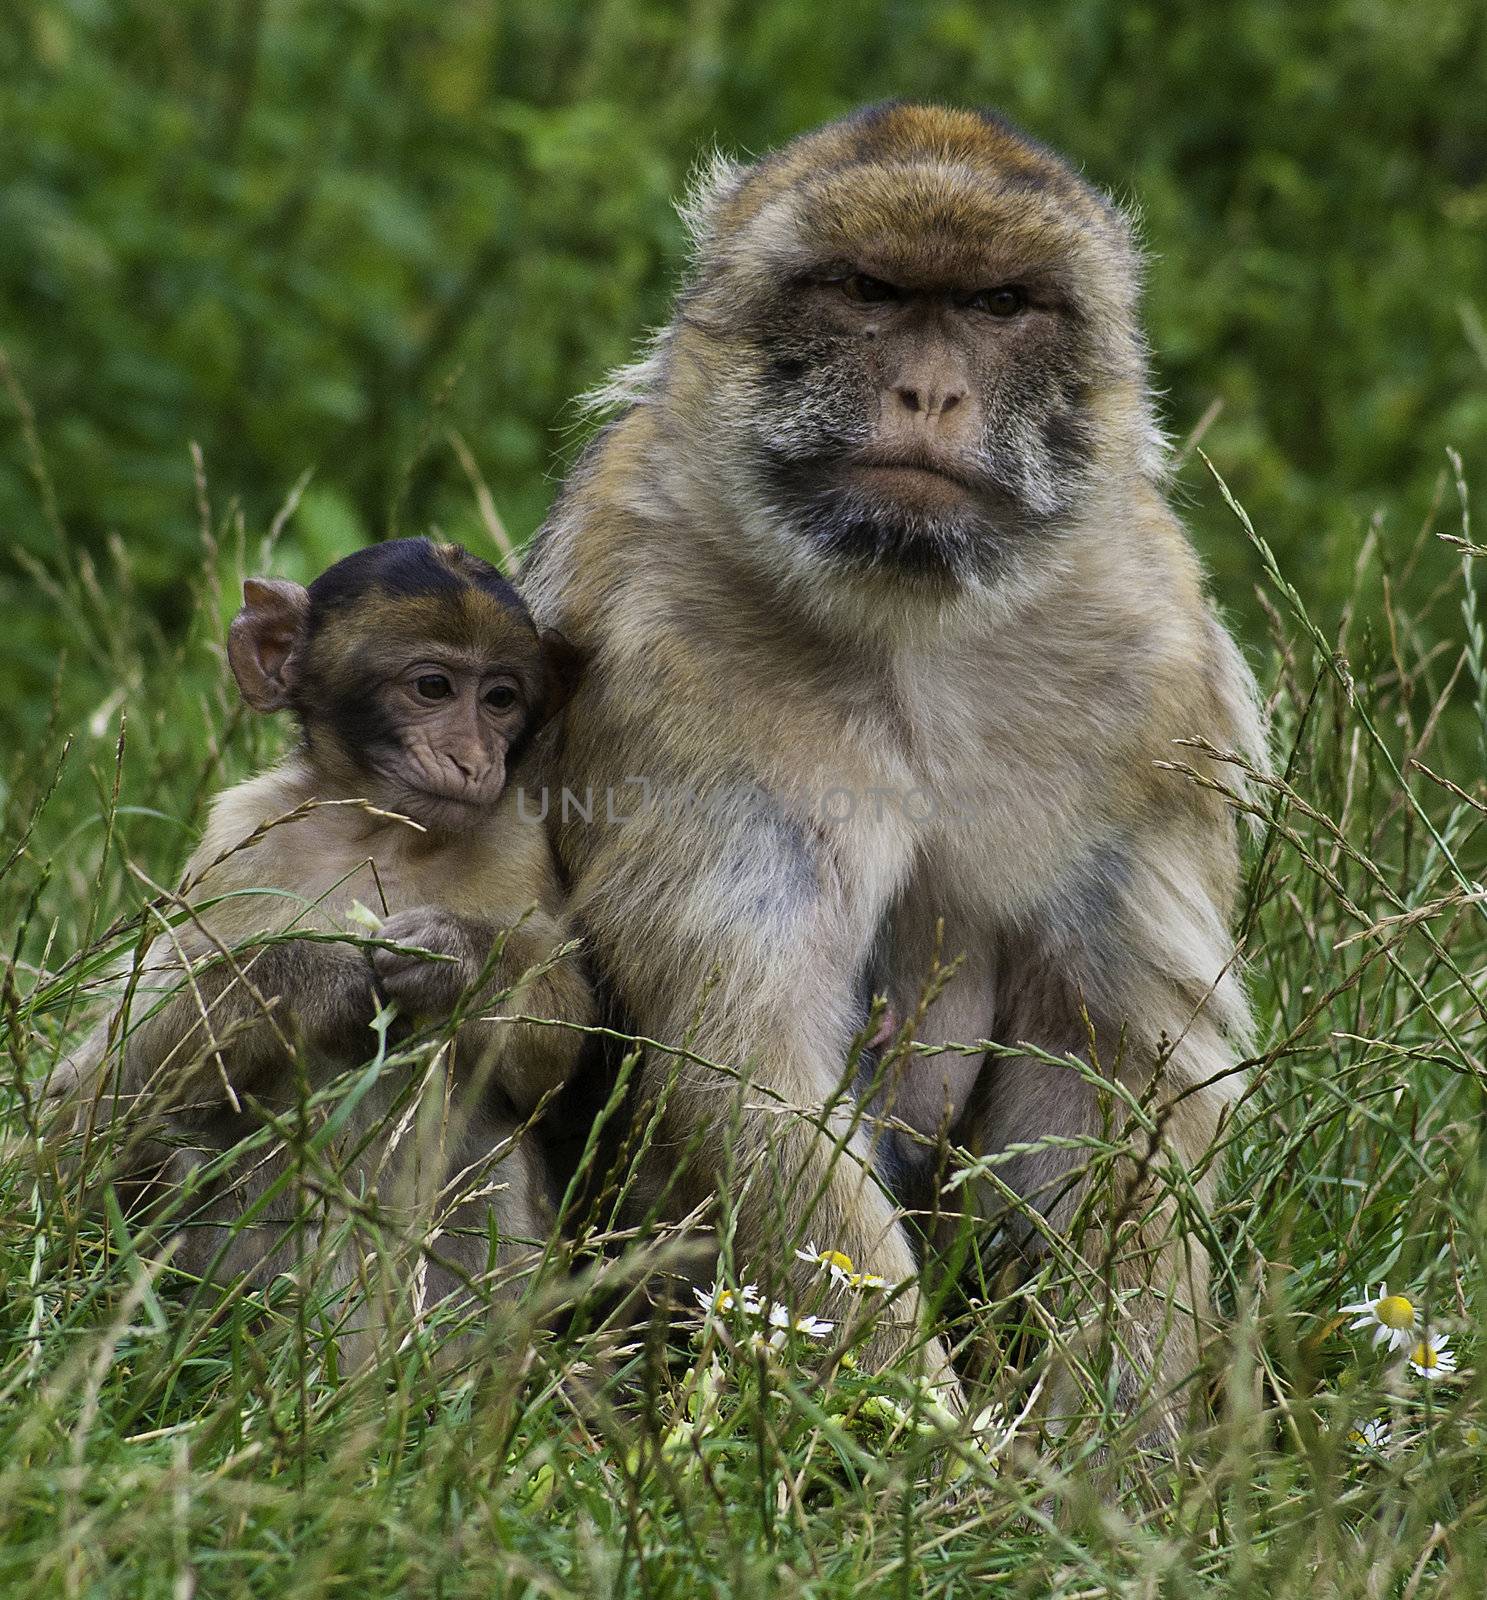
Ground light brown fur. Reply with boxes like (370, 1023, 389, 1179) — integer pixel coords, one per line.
(61, 542, 593, 1357)
(522, 104, 1263, 1417)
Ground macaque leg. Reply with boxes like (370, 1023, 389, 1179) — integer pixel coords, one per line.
(71, 940, 378, 1291)
(962, 1010, 1221, 1427)
(417, 1110, 555, 1310)
(667, 1046, 955, 1392)
(553, 790, 958, 1393)
(156, 1118, 308, 1289)
(328, 1068, 554, 1362)
(872, 887, 997, 1220)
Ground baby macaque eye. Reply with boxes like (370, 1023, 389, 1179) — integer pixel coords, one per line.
(484, 684, 518, 711)
(415, 674, 453, 701)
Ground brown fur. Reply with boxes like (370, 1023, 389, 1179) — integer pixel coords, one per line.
(60, 540, 593, 1358)
(522, 105, 1263, 1417)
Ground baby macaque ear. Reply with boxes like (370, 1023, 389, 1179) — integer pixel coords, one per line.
(537, 628, 588, 724)
(228, 578, 310, 713)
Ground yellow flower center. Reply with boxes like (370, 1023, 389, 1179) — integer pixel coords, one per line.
(716, 1289, 736, 1311)
(822, 1249, 855, 1273)
(1376, 1294, 1415, 1329)
(1410, 1341, 1439, 1369)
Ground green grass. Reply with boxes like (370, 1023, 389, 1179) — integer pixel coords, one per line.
(3, 439, 1487, 1598)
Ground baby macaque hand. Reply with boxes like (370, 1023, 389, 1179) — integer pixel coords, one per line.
(370, 906, 476, 1019)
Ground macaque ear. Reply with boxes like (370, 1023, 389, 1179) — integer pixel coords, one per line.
(227, 578, 310, 713)
(537, 628, 587, 725)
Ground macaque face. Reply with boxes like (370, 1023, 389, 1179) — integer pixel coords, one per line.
(756, 256, 1094, 576)
(331, 619, 544, 827)
(689, 105, 1145, 589)
(228, 540, 580, 832)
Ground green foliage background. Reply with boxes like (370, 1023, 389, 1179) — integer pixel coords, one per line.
(2, 0, 1485, 742)
(4, 10, 1487, 1594)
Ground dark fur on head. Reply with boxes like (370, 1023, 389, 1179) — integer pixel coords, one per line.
(304, 538, 526, 635)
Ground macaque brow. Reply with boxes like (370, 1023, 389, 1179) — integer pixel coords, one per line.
(392, 641, 526, 672)
(793, 253, 1073, 305)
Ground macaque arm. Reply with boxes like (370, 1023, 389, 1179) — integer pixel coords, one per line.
(571, 797, 956, 1391)
(456, 911, 594, 1113)
(75, 933, 378, 1150)
(55, 927, 378, 1291)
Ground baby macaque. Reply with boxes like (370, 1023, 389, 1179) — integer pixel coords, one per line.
(62, 538, 592, 1351)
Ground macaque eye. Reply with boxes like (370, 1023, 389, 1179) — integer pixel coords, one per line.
(968, 285, 1029, 317)
(840, 273, 898, 305)
(484, 684, 519, 711)
(415, 674, 453, 701)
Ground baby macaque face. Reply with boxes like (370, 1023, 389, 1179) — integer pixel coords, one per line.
(227, 539, 581, 831)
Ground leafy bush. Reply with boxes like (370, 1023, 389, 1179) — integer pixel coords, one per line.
(2, 0, 1484, 742)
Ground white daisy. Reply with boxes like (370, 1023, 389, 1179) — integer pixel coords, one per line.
(765, 1303, 834, 1349)
(1340, 1284, 1419, 1352)
(795, 1242, 856, 1285)
(1345, 1417, 1391, 1450)
(692, 1280, 762, 1319)
(794, 1242, 887, 1291)
(1407, 1335, 1457, 1380)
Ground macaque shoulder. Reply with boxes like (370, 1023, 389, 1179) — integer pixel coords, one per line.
(171, 759, 339, 943)
(995, 515, 1253, 740)
(520, 409, 673, 641)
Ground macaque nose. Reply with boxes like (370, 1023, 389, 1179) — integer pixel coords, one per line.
(893, 382, 965, 421)
(448, 741, 492, 785)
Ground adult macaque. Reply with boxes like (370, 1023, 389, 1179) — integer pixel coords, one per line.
(522, 104, 1263, 1412)
(63, 538, 592, 1348)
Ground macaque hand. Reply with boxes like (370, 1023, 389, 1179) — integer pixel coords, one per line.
(867, 1003, 900, 1053)
(370, 906, 480, 1020)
